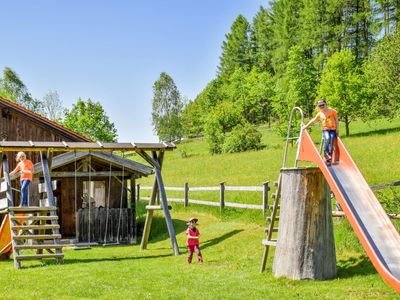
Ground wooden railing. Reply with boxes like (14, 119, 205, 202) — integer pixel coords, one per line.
(137, 179, 400, 218)
(137, 182, 270, 216)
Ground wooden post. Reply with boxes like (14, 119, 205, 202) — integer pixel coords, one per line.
(184, 182, 189, 207)
(262, 181, 269, 217)
(220, 182, 225, 211)
(130, 176, 136, 244)
(136, 184, 140, 202)
(40, 152, 63, 263)
(272, 167, 336, 280)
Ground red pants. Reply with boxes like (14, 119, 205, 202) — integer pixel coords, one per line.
(187, 244, 202, 263)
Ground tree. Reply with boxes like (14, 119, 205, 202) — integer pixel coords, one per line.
(274, 46, 319, 120)
(319, 50, 364, 136)
(0, 67, 42, 113)
(151, 72, 184, 142)
(218, 15, 252, 79)
(41, 91, 64, 122)
(181, 100, 204, 138)
(250, 6, 275, 73)
(270, 0, 303, 75)
(363, 33, 400, 119)
(63, 98, 118, 142)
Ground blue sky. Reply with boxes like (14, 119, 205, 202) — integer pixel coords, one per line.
(0, 1, 267, 141)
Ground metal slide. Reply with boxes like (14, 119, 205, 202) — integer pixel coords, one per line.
(298, 129, 400, 292)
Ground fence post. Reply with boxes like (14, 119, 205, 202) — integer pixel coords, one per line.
(262, 181, 270, 217)
(184, 182, 189, 207)
(137, 184, 140, 202)
(220, 182, 225, 211)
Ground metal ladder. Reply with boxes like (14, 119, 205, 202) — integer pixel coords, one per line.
(260, 107, 304, 272)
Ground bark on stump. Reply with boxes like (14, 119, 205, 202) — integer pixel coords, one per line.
(272, 167, 337, 280)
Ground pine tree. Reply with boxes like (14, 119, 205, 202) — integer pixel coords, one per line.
(250, 6, 275, 73)
(218, 15, 252, 79)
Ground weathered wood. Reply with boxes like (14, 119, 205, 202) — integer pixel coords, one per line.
(37, 180, 57, 193)
(220, 182, 225, 211)
(184, 182, 189, 207)
(51, 171, 127, 178)
(262, 181, 269, 217)
(146, 205, 172, 210)
(15, 253, 64, 260)
(130, 176, 136, 244)
(272, 167, 336, 280)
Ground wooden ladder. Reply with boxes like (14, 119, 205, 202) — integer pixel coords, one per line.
(260, 107, 305, 272)
(260, 178, 281, 272)
(9, 206, 64, 269)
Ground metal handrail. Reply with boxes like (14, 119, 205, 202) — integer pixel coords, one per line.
(282, 107, 304, 168)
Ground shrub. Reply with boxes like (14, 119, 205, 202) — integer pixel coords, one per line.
(223, 122, 262, 153)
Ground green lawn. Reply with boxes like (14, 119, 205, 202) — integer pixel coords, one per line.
(0, 210, 397, 299)
(1, 118, 400, 299)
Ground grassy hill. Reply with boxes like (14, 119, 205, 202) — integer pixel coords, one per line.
(0, 119, 399, 299)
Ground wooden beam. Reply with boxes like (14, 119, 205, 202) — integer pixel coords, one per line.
(152, 151, 180, 256)
(51, 171, 128, 178)
(130, 176, 136, 244)
(140, 151, 163, 251)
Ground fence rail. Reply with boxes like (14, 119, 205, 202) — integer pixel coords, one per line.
(137, 179, 400, 217)
(137, 181, 270, 216)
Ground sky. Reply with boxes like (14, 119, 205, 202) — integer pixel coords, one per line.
(0, 1, 267, 142)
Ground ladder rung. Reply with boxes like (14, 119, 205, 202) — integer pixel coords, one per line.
(15, 253, 64, 260)
(269, 205, 280, 210)
(267, 216, 279, 222)
(287, 137, 299, 141)
(11, 216, 58, 221)
(11, 225, 60, 231)
(265, 227, 279, 233)
(274, 181, 279, 187)
(271, 193, 276, 199)
(14, 234, 61, 240)
(262, 239, 277, 246)
(9, 206, 57, 212)
(14, 244, 63, 250)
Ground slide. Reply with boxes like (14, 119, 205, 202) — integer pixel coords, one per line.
(0, 214, 12, 259)
(297, 129, 400, 292)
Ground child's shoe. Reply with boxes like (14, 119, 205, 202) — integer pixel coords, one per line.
(198, 256, 203, 263)
(187, 257, 192, 264)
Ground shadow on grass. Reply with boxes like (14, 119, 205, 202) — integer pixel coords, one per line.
(137, 216, 188, 244)
(344, 126, 400, 139)
(201, 229, 244, 250)
(336, 255, 376, 278)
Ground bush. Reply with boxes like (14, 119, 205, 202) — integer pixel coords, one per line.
(223, 122, 262, 153)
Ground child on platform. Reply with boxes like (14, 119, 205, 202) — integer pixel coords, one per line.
(186, 217, 203, 264)
(9, 152, 34, 207)
(302, 99, 339, 165)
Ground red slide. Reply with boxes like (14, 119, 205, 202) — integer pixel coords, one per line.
(298, 129, 400, 292)
(0, 214, 12, 259)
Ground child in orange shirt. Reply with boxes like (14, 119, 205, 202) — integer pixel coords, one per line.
(9, 152, 34, 207)
(303, 99, 339, 165)
(186, 217, 203, 264)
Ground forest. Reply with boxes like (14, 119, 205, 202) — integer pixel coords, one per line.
(154, 0, 400, 154)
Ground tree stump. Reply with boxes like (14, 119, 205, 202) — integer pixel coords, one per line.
(272, 167, 336, 280)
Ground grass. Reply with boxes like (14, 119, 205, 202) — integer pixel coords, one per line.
(1, 118, 400, 298)
(0, 209, 397, 299)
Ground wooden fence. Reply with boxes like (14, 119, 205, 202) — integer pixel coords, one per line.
(137, 181, 270, 216)
(137, 179, 400, 218)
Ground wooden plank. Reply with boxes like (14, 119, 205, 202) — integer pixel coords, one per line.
(11, 215, 58, 221)
(16, 253, 64, 260)
(14, 244, 63, 250)
(11, 224, 60, 230)
(9, 206, 57, 212)
(0, 198, 8, 209)
(262, 239, 277, 246)
(225, 186, 264, 191)
(184, 182, 189, 207)
(51, 171, 127, 178)
(14, 234, 62, 240)
(0, 181, 6, 193)
(189, 186, 220, 191)
(38, 180, 57, 193)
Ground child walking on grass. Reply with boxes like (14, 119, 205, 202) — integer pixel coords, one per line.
(186, 217, 203, 264)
